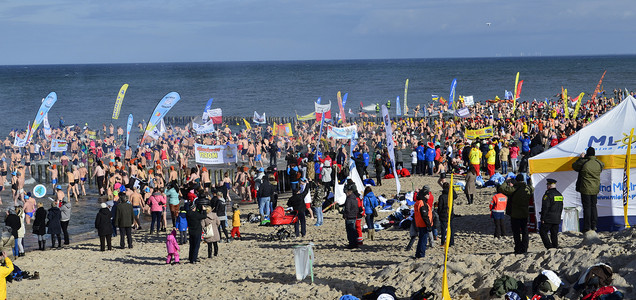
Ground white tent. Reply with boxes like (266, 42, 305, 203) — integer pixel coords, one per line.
(529, 95, 636, 231)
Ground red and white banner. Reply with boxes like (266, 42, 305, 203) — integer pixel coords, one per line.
(207, 108, 223, 124)
(315, 101, 331, 122)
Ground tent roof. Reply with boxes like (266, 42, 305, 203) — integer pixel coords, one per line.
(529, 95, 636, 173)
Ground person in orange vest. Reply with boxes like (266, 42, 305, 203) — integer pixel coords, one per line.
(490, 192, 508, 238)
(414, 190, 433, 258)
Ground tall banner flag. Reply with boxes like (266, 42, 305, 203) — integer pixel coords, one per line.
(42, 113, 51, 140)
(112, 84, 129, 120)
(396, 96, 402, 116)
(562, 87, 569, 119)
(202, 98, 214, 121)
(515, 80, 524, 100)
(28, 92, 57, 144)
(381, 105, 401, 194)
(572, 92, 585, 119)
(513, 72, 520, 112)
(449, 78, 457, 110)
(126, 114, 133, 150)
(141, 92, 180, 144)
(337, 91, 346, 124)
(315, 115, 326, 161)
(316, 97, 321, 104)
(315, 100, 331, 122)
(441, 174, 455, 300)
(342, 93, 348, 108)
(404, 79, 409, 115)
(205, 98, 214, 112)
(253, 111, 266, 124)
(623, 128, 634, 229)
(591, 70, 607, 102)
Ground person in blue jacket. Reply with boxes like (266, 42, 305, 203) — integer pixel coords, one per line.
(425, 142, 436, 176)
(175, 206, 188, 245)
(416, 142, 426, 175)
(363, 186, 379, 241)
(519, 135, 531, 155)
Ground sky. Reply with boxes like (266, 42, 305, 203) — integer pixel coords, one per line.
(0, 0, 634, 65)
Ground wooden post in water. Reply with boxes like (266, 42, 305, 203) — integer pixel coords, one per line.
(87, 165, 93, 185)
(37, 165, 42, 183)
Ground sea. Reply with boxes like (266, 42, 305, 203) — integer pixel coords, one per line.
(1, 55, 635, 249)
(1, 55, 636, 132)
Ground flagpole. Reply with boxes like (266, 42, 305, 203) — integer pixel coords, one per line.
(441, 174, 454, 299)
(623, 128, 634, 229)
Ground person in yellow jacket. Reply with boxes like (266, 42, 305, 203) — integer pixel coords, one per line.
(468, 143, 482, 176)
(230, 204, 242, 240)
(0, 251, 14, 299)
(485, 144, 497, 177)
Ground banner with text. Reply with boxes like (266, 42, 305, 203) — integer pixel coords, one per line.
(464, 126, 494, 140)
(327, 125, 358, 140)
(194, 143, 238, 164)
(51, 139, 68, 152)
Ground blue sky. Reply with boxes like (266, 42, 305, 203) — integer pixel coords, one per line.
(0, 0, 634, 65)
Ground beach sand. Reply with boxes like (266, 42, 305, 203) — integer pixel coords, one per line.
(6, 176, 635, 299)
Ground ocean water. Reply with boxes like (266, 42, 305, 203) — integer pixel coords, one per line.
(1, 55, 635, 133)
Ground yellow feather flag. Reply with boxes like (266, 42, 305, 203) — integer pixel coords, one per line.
(512, 72, 519, 112)
(243, 118, 252, 130)
(272, 122, 278, 136)
(562, 87, 569, 119)
(572, 92, 585, 119)
(441, 174, 454, 300)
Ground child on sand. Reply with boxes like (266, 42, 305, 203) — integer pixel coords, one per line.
(175, 206, 188, 245)
(166, 229, 180, 264)
(231, 204, 241, 240)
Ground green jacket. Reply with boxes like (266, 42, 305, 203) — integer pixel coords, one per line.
(499, 181, 533, 219)
(572, 156, 604, 195)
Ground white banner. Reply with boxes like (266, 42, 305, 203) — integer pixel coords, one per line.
(253, 111, 266, 124)
(326, 125, 358, 140)
(193, 119, 215, 135)
(43, 113, 51, 139)
(13, 133, 27, 148)
(464, 95, 474, 106)
(381, 105, 401, 193)
(194, 143, 238, 164)
(148, 118, 166, 140)
(455, 107, 470, 118)
(51, 139, 68, 152)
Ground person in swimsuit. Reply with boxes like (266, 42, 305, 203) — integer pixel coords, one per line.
(49, 163, 58, 195)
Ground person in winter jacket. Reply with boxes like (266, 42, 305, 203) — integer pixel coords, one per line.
(287, 183, 310, 238)
(0, 252, 14, 300)
(175, 206, 188, 245)
(425, 142, 436, 175)
(4, 207, 20, 257)
(166, 229, 180, 264)
(33, 203, 47, 250)
(147, 188, 166, 235)
(47, 201, 63, 249)
(414, 189, 433, 258)
(362, 187, 379, 241)
(437, 182, 455, 246)
(539, 179, 564, 249)
(95, 203, 113, 251)
(343, 183, 360, 249)
(202, 206, 221, 258)
(572, 147, 604, 232)
(60, 199, 71, 245)
(185, 203, 207, 264)
(499, 174, 533, 254)
(114, 194, 134, 249)
(490, 192, 508, 238)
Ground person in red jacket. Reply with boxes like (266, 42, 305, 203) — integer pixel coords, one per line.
(413, 193, 432, 258)
(490, 192, 508, 238)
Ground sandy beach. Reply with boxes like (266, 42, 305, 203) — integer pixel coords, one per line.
(5, 175, 635, 299)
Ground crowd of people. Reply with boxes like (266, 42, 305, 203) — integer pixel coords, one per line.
(1, 89, 631, 299)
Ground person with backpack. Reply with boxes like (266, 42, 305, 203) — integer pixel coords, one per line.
(539, 179, 564, 249)
(499, 174, 533, 254)
(572, 147, 604, 232)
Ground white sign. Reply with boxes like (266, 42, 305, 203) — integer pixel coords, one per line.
(194, 143, 238, 164)
(193, 119, 215, 135)
(464, 95, 474, 106)
(51, 139, 68, 152)
(326, 125, 358, 140)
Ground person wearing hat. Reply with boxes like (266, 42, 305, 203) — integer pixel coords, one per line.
(47, 201, 63, 249)
(498, 174, 534, 254)
(539, 178, 564, 249)
(425, 142, 436, 176)
(95, 203, 114, 251)
(572, 147, 604, 232)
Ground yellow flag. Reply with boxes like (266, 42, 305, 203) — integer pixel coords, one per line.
(243, 118, 252, 130)
(563, 88, 569, 119)
(272, 122, 278, 136)
(572, 92, 585, 119)
(512, 72, 519, 112)
(441, 174, 454, 300)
